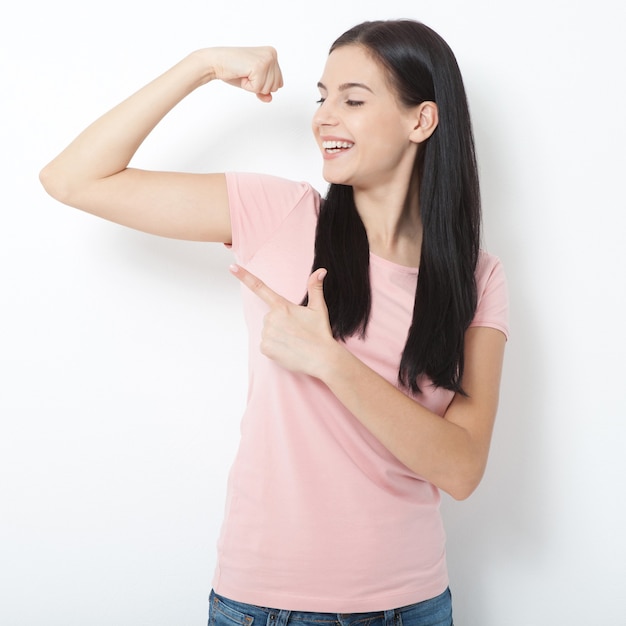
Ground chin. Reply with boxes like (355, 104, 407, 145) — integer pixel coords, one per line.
(321, 167, 350, 186)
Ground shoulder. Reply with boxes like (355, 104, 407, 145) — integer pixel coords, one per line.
(225, 172, 321, 263)
(472, 250, 509, 338)
(476, 249, 506, 286)
(225, 172, 321, 211)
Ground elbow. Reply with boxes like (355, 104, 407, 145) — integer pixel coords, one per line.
(446, 481, 479, 501)
(438, 435, 492, 500)
(39, 162, 73, 204)
(441, 464, 486, 501)
(39, 164, 61, 201)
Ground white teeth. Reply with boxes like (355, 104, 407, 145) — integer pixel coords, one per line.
(322, 140, 354, 149)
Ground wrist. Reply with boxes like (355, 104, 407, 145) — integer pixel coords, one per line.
(315, 338, 349, 385)
(186, 49, 219, 86)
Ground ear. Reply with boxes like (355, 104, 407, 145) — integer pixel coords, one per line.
(408, 101, 438, 144)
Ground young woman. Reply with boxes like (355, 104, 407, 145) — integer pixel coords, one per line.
(40, 19, 508, 626)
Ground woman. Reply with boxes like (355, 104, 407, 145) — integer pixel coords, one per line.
(40, 19, 508, 626)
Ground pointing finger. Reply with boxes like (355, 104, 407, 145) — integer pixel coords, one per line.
(229, 264, 287, 307)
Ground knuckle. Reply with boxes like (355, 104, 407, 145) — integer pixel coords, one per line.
(249, 276, 265, 292)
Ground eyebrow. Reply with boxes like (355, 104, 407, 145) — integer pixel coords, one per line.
(317, 81, 374, 94)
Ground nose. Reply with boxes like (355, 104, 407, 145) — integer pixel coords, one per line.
(312, 100, 338, 128)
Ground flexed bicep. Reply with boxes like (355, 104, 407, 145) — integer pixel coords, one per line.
(40, 46, 284, 242)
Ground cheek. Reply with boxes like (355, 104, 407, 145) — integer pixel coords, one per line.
(366, 129, 413, 164)
(362, 110, 410, 144)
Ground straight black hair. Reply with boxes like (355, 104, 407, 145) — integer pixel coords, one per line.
(305, 20, 480, 395)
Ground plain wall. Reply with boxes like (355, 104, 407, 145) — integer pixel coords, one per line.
(2, 1, 625, 624)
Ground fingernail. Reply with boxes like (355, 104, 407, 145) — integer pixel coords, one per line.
(318, 269, 327, 280)
(229, 264, 240, 274)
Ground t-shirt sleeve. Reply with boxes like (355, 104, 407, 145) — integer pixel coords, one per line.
(225, 171, 318, 265)
(469, 252, 510, 339)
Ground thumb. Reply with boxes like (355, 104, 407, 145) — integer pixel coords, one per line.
(306, 268, 328, 312)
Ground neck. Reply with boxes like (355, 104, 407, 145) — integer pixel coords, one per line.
(353, 182, 422, 268)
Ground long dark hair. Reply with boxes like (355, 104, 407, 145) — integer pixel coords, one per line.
(306, 20, 481, 395)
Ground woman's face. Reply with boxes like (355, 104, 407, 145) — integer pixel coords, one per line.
(312, 44, 420, 192)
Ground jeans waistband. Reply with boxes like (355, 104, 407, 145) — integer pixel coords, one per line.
(209, 588, 452, 626)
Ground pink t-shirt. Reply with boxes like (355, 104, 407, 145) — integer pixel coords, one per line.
(212, 172, 509, 612)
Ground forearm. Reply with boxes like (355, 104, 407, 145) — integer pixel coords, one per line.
(319, 342, 489, 500)
(40, 50, 215, 199)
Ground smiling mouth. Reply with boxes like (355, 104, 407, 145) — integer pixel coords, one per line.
(322, 140, 354, 153)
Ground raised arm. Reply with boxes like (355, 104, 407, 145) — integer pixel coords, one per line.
(39, 47, 283, 242)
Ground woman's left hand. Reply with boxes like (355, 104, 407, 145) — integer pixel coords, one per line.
(229, 264, 336, 378)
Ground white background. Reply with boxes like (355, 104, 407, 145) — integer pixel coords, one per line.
(2, 1, 625, 624)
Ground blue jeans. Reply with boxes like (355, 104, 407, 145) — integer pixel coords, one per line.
(208, 589, 453, 626)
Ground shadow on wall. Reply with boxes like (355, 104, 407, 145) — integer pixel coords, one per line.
(439, 78, 552, 619)
(441, 297, 549, 617)
(95, 100, 321, 293)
